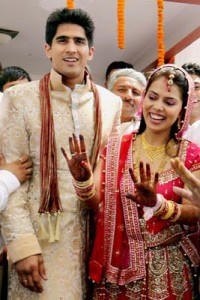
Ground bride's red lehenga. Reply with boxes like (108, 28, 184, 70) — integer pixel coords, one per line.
(89, 65, 200, 300)
(90, 134, 199, 300)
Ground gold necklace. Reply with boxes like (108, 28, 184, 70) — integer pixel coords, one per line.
(141, 132, 166, 162)
(132, 133, 175, 176)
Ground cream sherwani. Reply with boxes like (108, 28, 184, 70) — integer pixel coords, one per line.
(0, 69, 121, 300)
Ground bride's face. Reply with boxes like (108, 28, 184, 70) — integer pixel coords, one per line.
(143, 76, 183, 136)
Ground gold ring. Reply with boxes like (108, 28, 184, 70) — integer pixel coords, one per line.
(19, 157, 23, 163)
(71, 153, 76, 156)
(22, 279, 28, 283)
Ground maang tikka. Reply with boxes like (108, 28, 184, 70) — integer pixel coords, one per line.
(167, 69, 176, 92)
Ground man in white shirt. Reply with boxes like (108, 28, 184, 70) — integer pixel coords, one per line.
(107, 68, 146, 135)
(182, 62, 200, 146)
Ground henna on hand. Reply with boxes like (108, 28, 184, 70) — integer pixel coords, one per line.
(61, 134, 92, 182)
(126, 161, 159, 207)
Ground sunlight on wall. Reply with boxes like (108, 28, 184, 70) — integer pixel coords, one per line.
(175, 38, 200, 66)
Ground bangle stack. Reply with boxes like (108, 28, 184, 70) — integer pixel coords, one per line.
(154, 195, 181, 222)
(168, 203, 181, 222)
(73, 175, 95, 201)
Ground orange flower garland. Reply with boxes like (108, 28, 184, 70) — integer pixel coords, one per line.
(117, 0, 125, 49)
(66, 0, 74, 9)
(157, 0, 165, 66)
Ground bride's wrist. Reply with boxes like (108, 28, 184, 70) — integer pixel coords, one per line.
(73, 175, 95, 201)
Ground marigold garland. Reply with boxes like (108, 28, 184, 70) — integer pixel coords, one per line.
(66, 0, 74, 9)
(117, 0, 125, 49)
(157, 0, 165, 66)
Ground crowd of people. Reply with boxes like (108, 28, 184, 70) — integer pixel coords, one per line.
(0, 6, 199, 300)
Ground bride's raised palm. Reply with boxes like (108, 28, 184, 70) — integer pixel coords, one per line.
(126, 162, 159, 207)
(61, 134, 92, 182)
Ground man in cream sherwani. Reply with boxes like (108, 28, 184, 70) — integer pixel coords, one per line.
(0, 8, 121, 300)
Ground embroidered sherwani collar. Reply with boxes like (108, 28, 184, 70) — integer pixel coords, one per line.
(49, 68, 91, 95)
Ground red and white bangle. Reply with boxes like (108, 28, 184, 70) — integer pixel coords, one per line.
(73, 175, 95, 201)
(153, 194, 181, 222)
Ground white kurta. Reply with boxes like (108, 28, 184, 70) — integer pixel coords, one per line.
(0, 69, 121, 300)
(183, 120, 200, 147)
(0, 170, 20, 212)
(119, 119, 140, 135)
(0, 92, 3, 104)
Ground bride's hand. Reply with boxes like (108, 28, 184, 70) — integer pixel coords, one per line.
(61, 134, 92, 182)
(126, 161, 159, 207)
(171, 157, 200, 208)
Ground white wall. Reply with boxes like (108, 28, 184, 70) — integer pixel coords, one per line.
(175, 38, 200, 66)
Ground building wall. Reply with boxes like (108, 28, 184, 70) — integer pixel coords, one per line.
(175, 38, 200, 66)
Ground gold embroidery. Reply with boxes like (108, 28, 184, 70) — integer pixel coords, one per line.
(168, 246, 189, 299)
(148, 247, 168, 299)
(143, 224, 183, 248)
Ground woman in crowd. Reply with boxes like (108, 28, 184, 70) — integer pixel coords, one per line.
(62, 64, 200, 299)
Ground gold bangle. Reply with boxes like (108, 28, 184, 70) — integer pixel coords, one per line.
(161, 201, 175, 220)
(169, 203, 181, 222)
(73, 175, 93, 188)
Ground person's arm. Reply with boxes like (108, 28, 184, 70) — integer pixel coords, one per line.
(0, 153, 33, 184)
(0, 153, 33, 212)
(171, 157, 200, 209)
(0, 171, 20, 211)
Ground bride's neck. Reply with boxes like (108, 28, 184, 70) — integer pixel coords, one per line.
(142, 129, 170, 146)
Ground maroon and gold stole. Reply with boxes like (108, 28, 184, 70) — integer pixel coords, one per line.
(38, 72, 102, 242)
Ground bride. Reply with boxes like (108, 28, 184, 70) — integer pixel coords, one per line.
(62, 64, 200, 300)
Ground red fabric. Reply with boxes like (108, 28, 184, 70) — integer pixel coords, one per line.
(89, 135, 132, 283)
(111, 134, 133, 270)
(89, 134, 146, 284)
(90, 135, 200, 299)
(39, 73, 62, 213)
